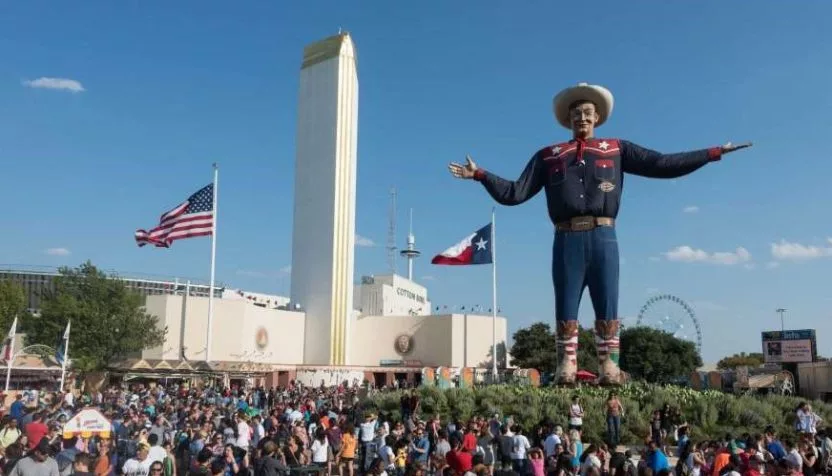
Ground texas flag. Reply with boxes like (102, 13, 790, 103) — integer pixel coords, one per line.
(431, 223, 493, 265)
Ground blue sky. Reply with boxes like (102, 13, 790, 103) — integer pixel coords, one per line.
(1, 1, 831, 363)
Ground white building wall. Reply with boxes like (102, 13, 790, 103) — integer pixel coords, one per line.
(290, 33, 359, 366)
(139, 295, 506, 369)
(142, 295, 305, 364)
(354, 274, 431, 316)
(222, 289, 290, 307)
(294, 369, 365, 388)
(350, 313, 507, 367)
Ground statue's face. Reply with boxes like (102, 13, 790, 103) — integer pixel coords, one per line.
(569, 101, 599, 139)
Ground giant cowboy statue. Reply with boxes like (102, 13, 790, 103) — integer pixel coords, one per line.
(448, 83, 751, 386)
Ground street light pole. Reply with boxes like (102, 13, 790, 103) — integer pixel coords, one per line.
(776, 308, 787, 332)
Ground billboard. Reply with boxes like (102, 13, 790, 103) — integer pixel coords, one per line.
(761, 329, 817, 363)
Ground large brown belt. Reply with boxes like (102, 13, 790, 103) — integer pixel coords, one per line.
(556, 216, 615, 232)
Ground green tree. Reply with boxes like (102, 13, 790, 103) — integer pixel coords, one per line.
(510, 323, 558, 373)
(716, 352, 765, 370)
(24, 261, 167, 372)
(577, 326, 598, 374)
(620, 326, 702, 383)
(480, 342, 508, 369)
(0, 280, 27, 332)
(509, 322, 598, 374)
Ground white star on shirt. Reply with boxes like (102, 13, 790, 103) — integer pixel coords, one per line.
(598, 141, 610, 150)
(475, 238, 488, 250)
(552, 146, 561, 155)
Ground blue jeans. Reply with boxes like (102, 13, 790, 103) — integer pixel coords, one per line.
(553, 226, 619, 321)
(512, 459, 527, 474)
(360, 441, 376, 471)
(607, 415, 621, 447)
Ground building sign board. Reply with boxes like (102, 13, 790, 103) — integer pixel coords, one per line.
(761, 329, 816, 363)
(396, 287, 426, 304)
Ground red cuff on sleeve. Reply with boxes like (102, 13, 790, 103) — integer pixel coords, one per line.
(473, 169, 486, 181)
(708, 147, 722, 161)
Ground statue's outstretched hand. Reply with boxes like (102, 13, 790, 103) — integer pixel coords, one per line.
(448, 155, 478, 180)
(721, 142, 753, 155)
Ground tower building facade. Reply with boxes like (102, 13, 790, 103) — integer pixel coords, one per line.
(290, 33, 359, 365)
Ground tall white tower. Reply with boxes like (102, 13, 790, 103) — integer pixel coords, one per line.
(399, 209, 421, 281)
(290, 32, 358, 366)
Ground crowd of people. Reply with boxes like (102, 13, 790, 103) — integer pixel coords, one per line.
(0, 383, 828, 476)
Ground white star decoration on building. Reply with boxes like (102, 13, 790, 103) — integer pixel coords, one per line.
(552, 146, 561, 154)
(598, 141, 610, 150)
(475, 238, 488, 250)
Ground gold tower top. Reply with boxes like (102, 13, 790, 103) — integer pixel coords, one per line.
(301, 32, 356, 69)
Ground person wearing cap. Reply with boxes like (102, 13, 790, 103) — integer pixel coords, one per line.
(8, 438, 59, 476)
(448, 82, 752, 385)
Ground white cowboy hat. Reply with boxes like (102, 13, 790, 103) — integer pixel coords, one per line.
(552, 82, 614, 129)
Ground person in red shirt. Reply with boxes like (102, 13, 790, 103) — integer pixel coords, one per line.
(743, 456, 763, 476)
(462, 423, 478, 454)
(24, 412, 48, 450)
(446, 437, 473, 474)
(740, 443, 762, 473)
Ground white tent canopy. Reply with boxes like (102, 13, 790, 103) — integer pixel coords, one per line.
(62, 408, 111, 439)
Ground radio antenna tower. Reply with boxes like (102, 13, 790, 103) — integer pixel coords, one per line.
(400, 209, 421, 281)
(386, 188, 398, 274)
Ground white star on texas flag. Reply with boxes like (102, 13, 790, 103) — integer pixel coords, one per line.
(552, 146, 561, 154)
(599, 141, 610, 150)
(431, 222, 494, 266)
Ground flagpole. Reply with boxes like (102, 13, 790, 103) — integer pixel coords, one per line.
(4, 317, 18, 392)
(59, 321, 71, 392)
(490, 207, 498, 382)
(206, 163, 218, 362)
(3, 359, 9, 393)
(180, 280, 191, 361)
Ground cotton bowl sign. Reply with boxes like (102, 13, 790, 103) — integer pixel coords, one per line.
(761, 329, 817, 364)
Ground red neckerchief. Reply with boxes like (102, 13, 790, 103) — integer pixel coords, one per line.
(574, 138, 587, 164)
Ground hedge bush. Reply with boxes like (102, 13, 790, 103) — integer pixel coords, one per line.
(365, 383, 830, 445)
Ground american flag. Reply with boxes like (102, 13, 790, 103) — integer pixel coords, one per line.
(135, 184, 214, 248)
(2, 317, 17, 361)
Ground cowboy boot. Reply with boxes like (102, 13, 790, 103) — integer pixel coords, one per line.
(595, 319, 625, 386)
(555, 321, 579, 385)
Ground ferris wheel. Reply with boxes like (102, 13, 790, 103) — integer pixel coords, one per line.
(636, 294, 703, 353)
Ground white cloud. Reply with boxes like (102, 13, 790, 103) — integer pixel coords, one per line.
(421, 275, 436, 281)
(662, 245, 751, 265)
(23, 77, 85, 93)
(355, 234, 375, 247)
(44, 247, 71, 256)
(648, 256, 660, 262)
(766, 261, 780, 269)
(646, 287, 660, 295)
(682, 206, 700, 213)
(279, 265, 291, 275)
(771, 239, 832, 261)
